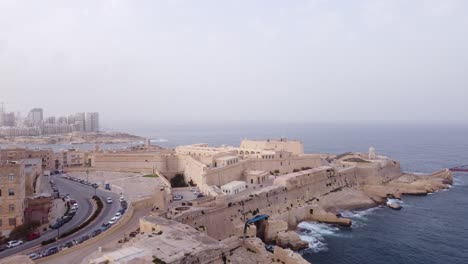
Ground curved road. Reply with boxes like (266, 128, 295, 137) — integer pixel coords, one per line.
(0, 174, 121, 259)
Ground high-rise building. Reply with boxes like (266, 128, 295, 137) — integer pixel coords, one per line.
(74, 113, 86, 131)
(85, 112, 99, 132)
(2, 112, 16, 127)
(27, 108, 43, 127)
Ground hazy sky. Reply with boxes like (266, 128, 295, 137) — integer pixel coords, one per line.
(1, 0, 467, 124)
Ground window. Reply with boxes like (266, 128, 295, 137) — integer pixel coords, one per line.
(8, 189, 14, 196)
(0, 189, 2, 196)
(8, 174, 14, 181)
(8, 218, 16, 226)
(8, 204, 14, 212)
(0, 219, 2, 227)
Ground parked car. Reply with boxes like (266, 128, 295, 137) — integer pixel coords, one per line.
(62, 241, 74, 249)
(62, 215, 73, 224)
(114, 212, 122, 219)
(27, 232, 41, 241)
(108, 216, 118, 225)
(6, 240, 23, 248)
(172, 195, 183, 201)
(91, 229, 102, 237)
(28, 253, 42, 260)
(44, 246, 59, 256)
(119, 196, 125, 202)
(106, 197, 113, 204)
(101, 223, 111, 231)
(77, 235, 90, 244)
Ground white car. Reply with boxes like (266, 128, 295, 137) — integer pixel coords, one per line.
(114, 212, 122, 219)
(119, 196, 125, 202)
(7, 240, 23, 248)
(71, 203, 79, 210)
(106, 197, 113, 204)
(108, 216, 118, 225)
(172, 195, 183, 201)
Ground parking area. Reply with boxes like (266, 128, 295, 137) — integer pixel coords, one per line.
(64, 171, 169, 203)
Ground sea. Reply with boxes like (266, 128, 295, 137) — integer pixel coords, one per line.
(113, 121, 468, 264)
(8, 121, 468, 264)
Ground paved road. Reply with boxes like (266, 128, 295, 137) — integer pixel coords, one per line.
(0, 174, 121, 259)
(40, 208, 151, 264)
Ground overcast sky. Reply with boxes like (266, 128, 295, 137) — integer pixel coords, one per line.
(1, 0, 467, 124)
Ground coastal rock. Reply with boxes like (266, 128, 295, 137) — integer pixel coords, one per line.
(387, 170, 453, 195)
(312, 210, 352, 227)
(264, 219, 288, 242)
(276, 231, 309, 251)
(245, 237, 270, 255)
(273, 247, 310, 264)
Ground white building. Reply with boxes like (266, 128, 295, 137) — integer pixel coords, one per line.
(221, 181, 246, 195)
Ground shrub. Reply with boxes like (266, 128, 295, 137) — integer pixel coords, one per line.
(59, 196, 103, 239)
(8, 220, 41, 240)
(170, 173, 188, 188)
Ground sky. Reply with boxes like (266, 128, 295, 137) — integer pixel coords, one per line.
(0, 0, 467, 125)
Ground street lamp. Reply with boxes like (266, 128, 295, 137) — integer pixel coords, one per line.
(93, 184, 98, 197)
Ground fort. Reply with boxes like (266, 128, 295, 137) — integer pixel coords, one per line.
(80, 138, 453, 264)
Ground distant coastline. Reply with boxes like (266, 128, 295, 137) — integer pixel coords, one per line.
(0, 131, 144, 145)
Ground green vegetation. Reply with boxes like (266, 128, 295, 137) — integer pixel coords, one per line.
(9, 220, 40, 240)
(143, 174, 159, 178)
(152, 256, 167, 264)
(170, 173, 188, 188)
(188, 179, 197, 187)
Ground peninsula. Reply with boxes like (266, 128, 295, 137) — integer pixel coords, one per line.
(0, 138, 453, 264)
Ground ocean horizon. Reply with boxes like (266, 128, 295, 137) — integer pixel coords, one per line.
(112, 121, 468, 264)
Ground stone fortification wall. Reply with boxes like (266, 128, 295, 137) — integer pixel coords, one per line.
(353, 159, 401, 185)
(90, 152, 166, 172)
(171, 166, 359, 239)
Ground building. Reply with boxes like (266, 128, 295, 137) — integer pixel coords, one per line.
(221, 180, 246, 195)
(0, 148, 54, 171)
(85, 112, 99, 132)
(2, 112, 16, 127)
(0, 161, 26, 236)
(26, 108, 43, 127)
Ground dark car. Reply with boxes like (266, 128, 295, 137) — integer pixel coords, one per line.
(62, 241, 74, 249)
(101, 223, 111, 231)
(91, 229, 102, 237)
(77, 235, 90, 244)
(62, 215, 73, 224)
(27, 232, 41, 241)
(44, 246, 59, 256)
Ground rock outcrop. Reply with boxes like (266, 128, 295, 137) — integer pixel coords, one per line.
(274, 247, 310, 264)
(264, 219, 288, 242)
(276, 231, 309, 251)
(311, 209, 352, 227)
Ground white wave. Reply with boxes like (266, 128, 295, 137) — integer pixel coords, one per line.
(339, 207, 379, 220)
(386, 198, 403, 205)
(297, 222, 339, 252)
(453, 177, 466, 186)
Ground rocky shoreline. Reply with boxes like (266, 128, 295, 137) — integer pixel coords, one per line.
(257, 169, 453, 263)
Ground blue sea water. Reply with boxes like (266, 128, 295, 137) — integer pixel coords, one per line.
(115, 121, 468, 264)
